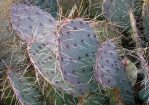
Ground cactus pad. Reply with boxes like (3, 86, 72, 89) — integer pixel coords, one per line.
(142, 2, 149, 41)
(139, 80, 149, 101)
(7, 69, 44, 105)
(103, 0, 134, 28)
(81, 94, 108, 105)
(21, 0, 58, 18)
(122, 58, 138, 87)
(57, 19, 99, 86)
(92, 21, 121, 43)
(95, 39, 135, 105)
(28, 41, 99, 96)
(139, 63, 149, 101)
(10, 4, 56, 43)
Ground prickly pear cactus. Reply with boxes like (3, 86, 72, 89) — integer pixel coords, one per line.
(107, 88, 126, 105)
(10, 4, 100, 97)
(4, 0, 149, 104)
(92, 21, 121, 42)
(142, 0, 149, 41)
(53, 91, 79, 105)
(139, 64, 149, 102)
(0, 20, 28, 74)
(103, 0, 134, 29)
(7, 69, 45, 105)
(27, 41, 99, 96)
(139, 80, 149, 102)
(95, 39, 135, 105)
(80, 94, 108, 105)
(20, 0, 58, 18)
(57, 19, 99, 86)
(122, 58, 138, 87)
(10, 4, 56, 43)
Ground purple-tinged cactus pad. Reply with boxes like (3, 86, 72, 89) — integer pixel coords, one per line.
(28, 41, 99, 96)
(7, 69, 44, 105)
(95, 40, 118, 88)
(95, 39, 135, 105)
(10, 4, 56, 44)
(57, 19, 99, 86)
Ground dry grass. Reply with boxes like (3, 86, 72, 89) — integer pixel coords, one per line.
(144, 0, 149, 5)
(0, 0, 16, 20)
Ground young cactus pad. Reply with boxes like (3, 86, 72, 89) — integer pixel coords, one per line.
(7, 69, 44, 105)
(10, 4, 56, 44)
(103, 0, 134, 29)
(122, 58, 138, 87)
(95, 39, 135, 105)
(57, 19, 99, 86)
(28, 41, 99, 96)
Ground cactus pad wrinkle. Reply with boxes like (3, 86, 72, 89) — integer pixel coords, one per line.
(28, 41, 99, 96)
(10, 4, 56, 43)
(95, 40, 135, 105)
(7, 70, 44, 105)
(103, 0, 134, 28)
(57, 19, 99, 86)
